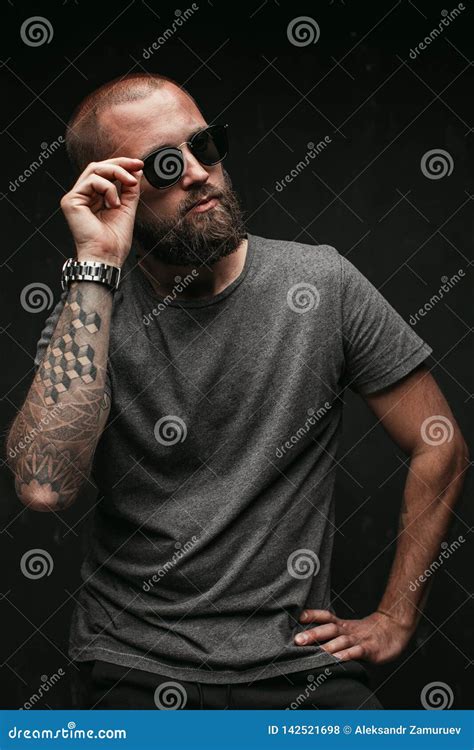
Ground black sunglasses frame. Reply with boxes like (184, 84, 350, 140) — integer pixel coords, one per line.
(143, 124, 229, 190)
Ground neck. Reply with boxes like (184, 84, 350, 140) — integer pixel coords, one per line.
(136, 236, 248, 301)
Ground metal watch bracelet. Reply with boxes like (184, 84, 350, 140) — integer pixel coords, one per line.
(61, 258, 121, 292)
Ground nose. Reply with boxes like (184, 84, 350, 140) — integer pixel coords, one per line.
(180, 145, 210, 189)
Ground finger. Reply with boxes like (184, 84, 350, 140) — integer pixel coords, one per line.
(118, 170, 143, 206)
(295, 622, 339, 645)
(299, 609, 337, 624)
(100, 157, 144, 167)
(319, 635, 354, 654)
(77, 157, 144, 183)
(76, 175, 120, 208)
(92, 164, 140, 186)
(87, 157, 143, 171)
(332, 644, 365, 662)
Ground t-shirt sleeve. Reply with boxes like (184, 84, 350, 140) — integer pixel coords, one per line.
(340, 255, 433, 395)
(33, 289, 112, 398)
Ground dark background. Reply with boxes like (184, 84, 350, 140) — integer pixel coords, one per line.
(1, 0, 472, 710)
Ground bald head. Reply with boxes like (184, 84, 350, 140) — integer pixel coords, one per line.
(65, 73, 199, 173)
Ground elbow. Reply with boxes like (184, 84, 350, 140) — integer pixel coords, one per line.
(415, 431, 470, 503)
(419, 430, 469, 465)
(8, 445, 81, 512)
(20, 496, 61, 514)
(452, 433, 469, 472)
(14, 478, 74, 512)
(437, 433, 470, 490)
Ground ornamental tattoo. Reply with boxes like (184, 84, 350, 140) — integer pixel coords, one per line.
(12, 387, 107, 509)
(7, 283, 110, 509)
(38, 287, 101, 405)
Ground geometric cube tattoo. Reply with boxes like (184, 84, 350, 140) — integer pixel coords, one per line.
(38, 287, 101, 405)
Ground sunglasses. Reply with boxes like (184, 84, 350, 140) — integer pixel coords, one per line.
(142, 124, 229, 189)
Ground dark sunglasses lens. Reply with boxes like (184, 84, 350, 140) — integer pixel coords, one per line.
(144, 147, 184, 188)
(191, 126, 228, 165)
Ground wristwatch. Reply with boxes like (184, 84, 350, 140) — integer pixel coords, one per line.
(61, 258, 121, 292)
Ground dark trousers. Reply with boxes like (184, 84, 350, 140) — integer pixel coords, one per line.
(71, 659, 383, 710)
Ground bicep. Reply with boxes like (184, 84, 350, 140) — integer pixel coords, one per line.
(363, 366, 463, 455)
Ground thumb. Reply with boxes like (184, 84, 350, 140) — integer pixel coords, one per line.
(119, 170, 143, 210)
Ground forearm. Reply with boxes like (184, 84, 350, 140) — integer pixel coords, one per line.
(377, 442, 469, 628)
(7, 281, 113, 511)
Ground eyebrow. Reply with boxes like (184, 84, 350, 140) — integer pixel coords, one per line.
(140, 126, 206, 160)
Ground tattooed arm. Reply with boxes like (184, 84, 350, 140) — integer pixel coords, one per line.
(7, 155, 144, 511)
(7, 283, 113, 510)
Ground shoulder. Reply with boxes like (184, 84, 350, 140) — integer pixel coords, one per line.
(249, 233, 343, 283)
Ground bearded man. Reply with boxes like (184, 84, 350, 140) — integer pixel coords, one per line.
(7, 73, 468, 710)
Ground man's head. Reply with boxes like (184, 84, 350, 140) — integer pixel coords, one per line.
(66, 73, 245, 267)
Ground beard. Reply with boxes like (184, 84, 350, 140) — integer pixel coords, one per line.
(133, 169, 246, 267)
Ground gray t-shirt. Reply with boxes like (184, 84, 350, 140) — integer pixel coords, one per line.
(34, 233, 432, 684)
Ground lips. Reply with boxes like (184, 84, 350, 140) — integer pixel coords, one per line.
(187, 195, 220, 212)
